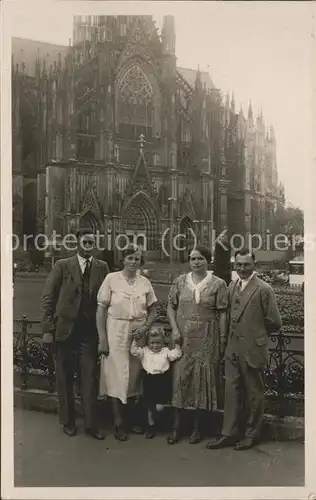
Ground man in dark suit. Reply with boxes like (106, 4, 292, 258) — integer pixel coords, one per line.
(207, 248, 282, 451)
(41, 228, 109, 439)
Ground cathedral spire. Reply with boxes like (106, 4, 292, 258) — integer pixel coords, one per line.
(225, 91, 230, 109)
(231, 92, 235, 113)
(195, 65, 202, 86)
(270, 125, 275, 141)
(162, 15, 175, 54)
(248, 100, 253, 120)
(194, 66, 203, 98)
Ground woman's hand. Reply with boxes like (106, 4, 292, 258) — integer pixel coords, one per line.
(172, 327, 182, 345)
(137, 325, 149, 336)
(132, 325, 148, 340)
(98, 338, 109, 357)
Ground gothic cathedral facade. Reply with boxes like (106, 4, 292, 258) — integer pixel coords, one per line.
(12, 15, 281, 261)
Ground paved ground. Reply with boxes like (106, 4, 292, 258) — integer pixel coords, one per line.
(14, 408, 304, 487)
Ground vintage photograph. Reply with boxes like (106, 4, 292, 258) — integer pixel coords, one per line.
(1, 0, 313, 495)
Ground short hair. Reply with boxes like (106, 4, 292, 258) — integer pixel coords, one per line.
(235, 248, 256, 261)
(121, 243, 145, 266)
(76, 227, 96, 240)
(147, 326, 165, 343)
(189, 245, 212, 264)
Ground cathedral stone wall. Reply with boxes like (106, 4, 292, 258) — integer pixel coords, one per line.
(12, 15, 281, 260)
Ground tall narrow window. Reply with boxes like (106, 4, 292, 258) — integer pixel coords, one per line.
(117, 65, 154, 140)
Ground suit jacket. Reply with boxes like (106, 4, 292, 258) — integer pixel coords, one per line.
(225, 275, 282, 369)
(41, 256, 109, 342)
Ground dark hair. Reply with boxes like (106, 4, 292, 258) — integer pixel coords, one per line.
(122, 244, 145, 266)
(76, 228, 96, 240)
(188, 245, 212, 264)
(235, 248, 256, 261)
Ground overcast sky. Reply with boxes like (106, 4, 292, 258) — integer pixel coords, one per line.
(6, 1, 313, 209)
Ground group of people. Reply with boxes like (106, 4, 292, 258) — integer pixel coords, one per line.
(41, 228, 282, 451)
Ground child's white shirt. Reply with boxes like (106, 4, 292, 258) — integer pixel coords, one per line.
(130, 341, 182, 375)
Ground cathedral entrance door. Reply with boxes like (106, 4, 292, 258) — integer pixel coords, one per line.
(121, 193, 159, 262)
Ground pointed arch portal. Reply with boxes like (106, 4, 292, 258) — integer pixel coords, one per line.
(121, 192, 159, 257)
(80, 209, 102, 233)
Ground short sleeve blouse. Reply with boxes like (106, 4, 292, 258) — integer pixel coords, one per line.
(97, 271, 158, 320)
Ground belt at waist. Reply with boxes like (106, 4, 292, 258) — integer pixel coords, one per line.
(108, 313, 147, 321)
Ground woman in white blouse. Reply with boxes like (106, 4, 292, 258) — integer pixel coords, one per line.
(96, 244, 157, 441)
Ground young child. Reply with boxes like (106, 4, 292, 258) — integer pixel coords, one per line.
(130, 326, 182, 439)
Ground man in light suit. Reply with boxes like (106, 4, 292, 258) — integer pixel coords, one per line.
(41, 228, 109, 439)
(207, 248, 282, 451)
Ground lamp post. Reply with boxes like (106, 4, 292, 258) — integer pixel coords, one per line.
(266, 228, 271, 251)
(168, 196, 177, 264)
(44, 244, 55, 270)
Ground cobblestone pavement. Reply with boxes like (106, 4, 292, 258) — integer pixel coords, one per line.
(14, 408, 304, 487)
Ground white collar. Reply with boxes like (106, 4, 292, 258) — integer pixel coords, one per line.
(240, 271, 255, 283)
(239, 272, 256, 287)
(187, 271, 213, 303)
(77, 254, 93, 265)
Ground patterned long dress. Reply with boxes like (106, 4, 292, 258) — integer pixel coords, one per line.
(168, 271, 228, 410)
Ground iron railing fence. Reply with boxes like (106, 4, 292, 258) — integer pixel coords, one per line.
(13, 315, 304, 419)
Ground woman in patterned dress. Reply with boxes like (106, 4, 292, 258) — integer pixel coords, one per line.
(167, 245, 228, 444)
(96, 244, 158, 441)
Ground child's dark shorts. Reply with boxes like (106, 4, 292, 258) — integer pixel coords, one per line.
(142, 369, 172, 405)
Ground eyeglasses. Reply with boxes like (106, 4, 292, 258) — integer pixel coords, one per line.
(82, 240, 94, 246)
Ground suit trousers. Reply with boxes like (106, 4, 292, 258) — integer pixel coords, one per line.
(222, 353, 265, 439)
(55, 318, 98, 429)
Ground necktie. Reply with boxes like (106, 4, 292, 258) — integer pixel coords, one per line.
(83, 258, 91, 280)
(80, 259, 92, 324)
(82, 259, 91, 293)
(235, 280, 242, 303)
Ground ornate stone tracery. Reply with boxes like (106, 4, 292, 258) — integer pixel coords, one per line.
(119, 65, 153, 104)
(117, 64, 154, 137)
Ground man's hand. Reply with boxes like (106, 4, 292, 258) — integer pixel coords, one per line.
(43, 332, 54, 345)
(98, 339, 109, 357)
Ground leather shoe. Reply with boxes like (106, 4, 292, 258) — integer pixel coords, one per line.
(167, 428, 180, 445)
(131, 424, 144, 435)
(206, 436, 237, 449)
(114, 426, 128, 441)
(189, 430, 203, 444)
(145, 425, 156, 439)
(63, 425, 77, 437)
(234, 437, 256, 451)
(85, 428, 105, 440)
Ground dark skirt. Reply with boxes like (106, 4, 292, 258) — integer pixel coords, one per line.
(142, 369, 172, 405)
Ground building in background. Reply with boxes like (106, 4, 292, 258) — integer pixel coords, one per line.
(11, 15, 281, 262)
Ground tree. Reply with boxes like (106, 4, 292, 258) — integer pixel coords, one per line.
(272, 203, 304, 256)
(273, 204, 304, 237)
